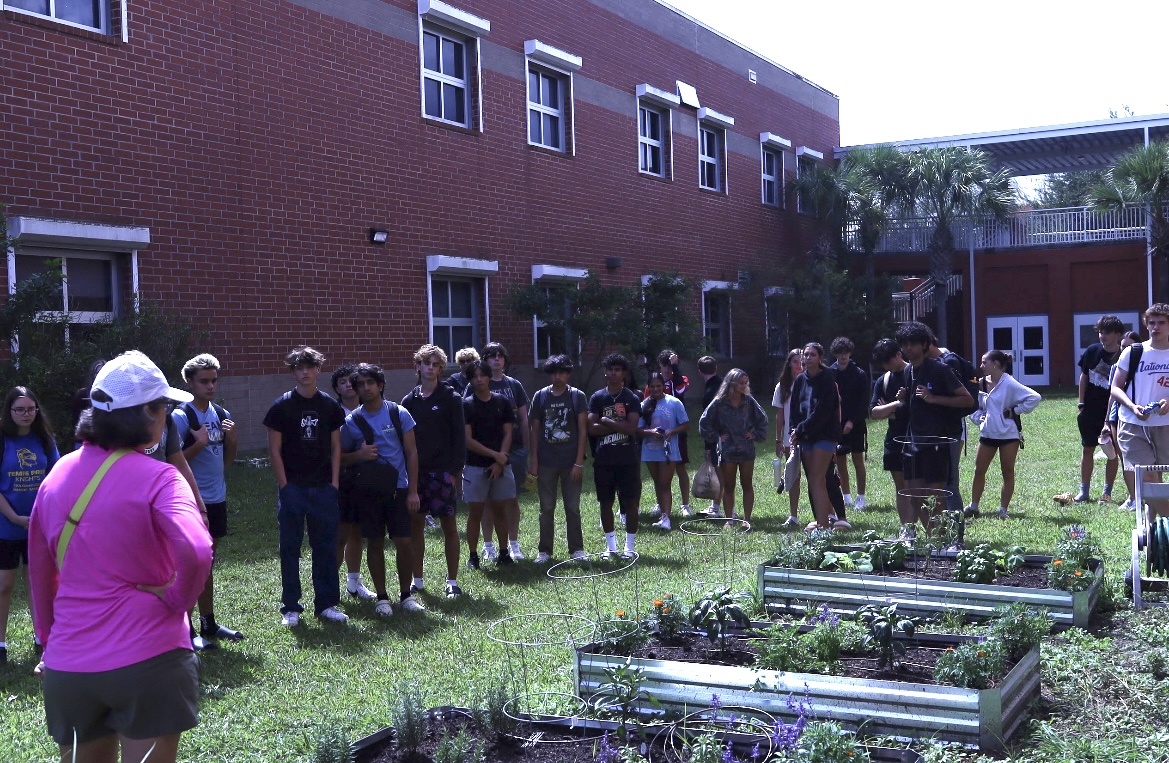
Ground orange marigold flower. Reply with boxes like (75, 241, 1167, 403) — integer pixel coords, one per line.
(977, 651, 986, 658)
(654, 599, 664, 608)
(1053, 559, 1064, 566)
(662, 608, 671, 614)
(616, 610, 625, 618)
(1074, 571, 1084, 577)
(946, 647, 954, 651)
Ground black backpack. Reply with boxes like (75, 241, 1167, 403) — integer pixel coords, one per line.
(940, 350, 980, 418)
(342, 402, 405, 498)
(180, 402, 229, 449)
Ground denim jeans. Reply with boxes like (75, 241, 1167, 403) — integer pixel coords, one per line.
(537, 466, 583, 555)
(277, 483, 341, 615)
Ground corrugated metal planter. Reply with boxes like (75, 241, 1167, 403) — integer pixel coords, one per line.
(759, 553, 1103, 629)
(574, 633, 1039, 752)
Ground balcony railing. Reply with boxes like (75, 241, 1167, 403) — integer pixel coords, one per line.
(853, 202, 1153, 254)
(892, 274, 963, 323)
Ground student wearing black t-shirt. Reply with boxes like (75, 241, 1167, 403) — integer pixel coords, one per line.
(263, 346, 348, 626)
(462, 360, 516, 570)
(829, 336, 870, 511)
(1076, 315, 1124, 503)
(588, 354, 642, 558)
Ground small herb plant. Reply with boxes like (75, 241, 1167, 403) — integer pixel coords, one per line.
(933, 639, 1006, 689)
(862, 530, 911, 572)
(820, 549, 874, 573)
(1047, 525, 1099, 592)
(594, 610, 650, 655)
(791, 720, 871, 762)
(989, 603, 1052, 660)
(768, 528, 833, 569)
(857, 603, 928, 669)
(590, 658, 661, 735)
(953, 543, 1026, 584)
(433, 725, 485, 763)
(1047, 558, 1094, 592)
(389, 682, 427, 754)
(648, 593, 688, 642)
(594, 731, 649, 763)
(690, 587, 752, 652)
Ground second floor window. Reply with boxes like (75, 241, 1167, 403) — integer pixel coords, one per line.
(699, 126, 722, 191)
(639, 105, 664, 176)
(762, 148, 781, 206)
(422, 28, 469, 127)
(528, 67, 564, 150)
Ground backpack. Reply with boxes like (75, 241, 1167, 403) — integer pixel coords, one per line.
(1125, 343, 1145, 400)
(180, 402, 229, 449)
(342, 402, 404, 499)
(940, 350, 980, 418)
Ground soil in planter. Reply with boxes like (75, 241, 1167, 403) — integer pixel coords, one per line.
(858, 557, 1049, 588)
(627, 633, 1019, 684)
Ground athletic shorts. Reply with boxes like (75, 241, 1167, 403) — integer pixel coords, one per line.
(463, 464, 517, 503)
(1118, 421, 1169, 471)
(979, 436, 1020, 449)
(0, 538, 28, 570)
(205, 501, 228, 539)
(44, 648, 199, 744)
(903, 443, 950, 485)
(1078, 403, 1107, 448)
(351, 488, 410, 540)
(594, 461, 641, 505)
(881, 442, 903, 473)
(837, 425, 867, 455)
(419, 470, 457, 518)
(338, 479, 359, 525)
(810, 439, 837, 453)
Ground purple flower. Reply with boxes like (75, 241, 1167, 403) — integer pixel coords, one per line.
(722, 740, 735, 763)
(750, 743, 761, 761)
(710, 693, 722, 711)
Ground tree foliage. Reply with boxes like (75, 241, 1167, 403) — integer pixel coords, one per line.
(1027, 171, 1106, 209)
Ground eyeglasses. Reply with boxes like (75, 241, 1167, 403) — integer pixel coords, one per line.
(10, 407, 37, 415)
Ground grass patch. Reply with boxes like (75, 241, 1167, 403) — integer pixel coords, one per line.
(2, 387, 1169, 761)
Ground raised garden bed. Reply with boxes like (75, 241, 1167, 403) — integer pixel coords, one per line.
(574, 631, 1039, 752)
(759, 552, 1103, 629)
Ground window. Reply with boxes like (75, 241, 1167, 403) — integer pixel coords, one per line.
(699, 126, 722, 191)
(762, 148, 781, 207)
(422, 28, 470, 126)
(430, 278, 478, 361)
(702, 284, 733, 357)
(12, 249, 122, 347)
(535, 285, 572, 360)
(764, 288, 789, 355)
(638, 105, 664, 176)
(795, 146, 824, 214)
(527, 67, 564, 150)
(6, 0, 110, 33)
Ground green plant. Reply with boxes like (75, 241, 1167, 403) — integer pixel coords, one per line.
(594, 731, 649, 763)
(862, 531, 910, 572)
(593, 610, 650, 655)
(989, 603, 1052, 660)
(768, 529, 832, 569)
(755, 624, 814, 672)
(648, 593, 688, 642)
(1047, 557, 1094, 592)
(472, 681, 516, 740)
(589, 658, 661, 735)
(953, 543, 1026, 584)
(1055, 525, 1101, 568)
(690, 588, 752, 652)
(856, 603, 928, 669)
(933, 639, 1006, 689)
(433, 725, 484, 763)
(684, 732, 727, 763)
(820, 549, 873, 573)
(389, 683, 427, 753)
(791, 720, 870, 763)
(310, 726, 352, 763)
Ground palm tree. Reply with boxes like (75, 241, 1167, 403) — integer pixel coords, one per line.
(903, 147, 1013, 348)
(844, 145, 909, 278)
(1089, 141, 1169, 301)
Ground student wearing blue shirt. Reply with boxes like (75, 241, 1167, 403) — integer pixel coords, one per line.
(340, 364, 422, 617)
(640, 373, 689, 531)
(0, 387, 59, 665)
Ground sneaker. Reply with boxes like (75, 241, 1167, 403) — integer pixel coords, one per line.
(482, 545, 498, 563)
(828, 515, 838, 524)
(317, 606, 349, 623)
(831, 519, 853, 531)
(466, 552, 480, 570)
(347, 582, 377, 601)
(620, 548, 637, 559)
(844, 498, 855, 508)
(680, 504, 692, 517)
(1073, 490, 1089, 503)
(201, 618, 244, 642)
(571, 550, 588, 561)
(409, 583, 423, 595)
(445, 583, 464, 598)
(280, 611, 301, 627)
(399, 595, 425, 613)
(374, 599, 394, 618)
(191, 634, 216, 651)
(963, 505, 980, 519)
(652, 516, 672, 531)
(1098, 493, 1114, 505)
(855, 496, 867, 511)
(601, 548, 616, 560)
(703, 503, 720, 516)
(509, 545, 526, 561)
(1121, 498, 1136, 511)
(898, 525, 917, 541)
(497, 550, 514, 566)
(535, 552, 552, 564)
(425, 515, 439, 530)
(781, 516, 800, 530)
(650, 504, 662, 519)
(996, 508, 1009, 520)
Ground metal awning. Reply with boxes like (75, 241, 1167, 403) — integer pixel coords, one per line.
(836, 113, 1169, 176)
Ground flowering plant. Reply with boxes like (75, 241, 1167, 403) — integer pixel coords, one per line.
(593, 609, 650, 655)
(933, 639, 1005, 689)
(1047, 557, 1093, 592)
(647, 593, 688, 642)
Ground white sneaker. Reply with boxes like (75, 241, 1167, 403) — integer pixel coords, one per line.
(317, 606, 349, 623)
(535, 552, 552, 564)
(509, 543, 526, 561)
(652, 516, 672, 531)
(680, 504, 692, 517)
(996, 508, 1009, 520)
(621, 548, 637, 559)
(571, 550, 588, 561)
(703, 503, 720, 516)
(280, 611, 300, 627)
(781, 516, 800, 530)
(1121, 499, 1136, 511)
(374, 599, 394, 618)
(844, 497, 855, 508)
(482, 545, 498, 563)
(854, 496, 867, 511)
(398, 596, 425, 613)
(346, 582, 377, 601)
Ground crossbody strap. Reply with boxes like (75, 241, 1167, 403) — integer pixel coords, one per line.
(56, 448, 132, 569)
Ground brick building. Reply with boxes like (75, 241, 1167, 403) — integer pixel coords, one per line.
(1, 0, 839, 449)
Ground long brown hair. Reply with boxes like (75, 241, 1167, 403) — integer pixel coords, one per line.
(1, 386, 56, 454)
(778, 349, 803, 404)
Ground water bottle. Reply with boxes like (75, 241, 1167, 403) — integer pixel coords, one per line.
(1098, 431, 1116, 460)
(773, 457, 783, 489)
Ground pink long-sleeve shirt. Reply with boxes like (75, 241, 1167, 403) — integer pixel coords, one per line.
(29, 444, 213, 672)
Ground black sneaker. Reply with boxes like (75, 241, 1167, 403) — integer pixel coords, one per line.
(466, 552, 480, 570)
(445, 583, 464, 598)
(191, 634, 217, 651)
(200, 617, 245, 642)
(497, 549, 514, 565)
(0, 645, 7, 665)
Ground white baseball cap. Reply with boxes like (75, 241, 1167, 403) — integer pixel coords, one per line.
(90, 351, 194, 411)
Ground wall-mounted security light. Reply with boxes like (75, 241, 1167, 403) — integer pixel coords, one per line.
(370, 228, 389, 244)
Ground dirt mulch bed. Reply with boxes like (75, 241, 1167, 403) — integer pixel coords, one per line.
(852, 557, 1050, 588)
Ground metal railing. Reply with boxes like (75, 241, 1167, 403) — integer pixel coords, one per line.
(853, 202, 1153, 254)
(892, 274, 963, 322)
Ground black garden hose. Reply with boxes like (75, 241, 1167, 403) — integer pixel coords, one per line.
(1150, 516, 1169, 578)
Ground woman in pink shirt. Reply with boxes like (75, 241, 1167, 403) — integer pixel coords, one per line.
(28, 351, 213, 763)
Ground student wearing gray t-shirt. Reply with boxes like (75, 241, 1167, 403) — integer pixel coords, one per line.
(528, 355, 588, 563)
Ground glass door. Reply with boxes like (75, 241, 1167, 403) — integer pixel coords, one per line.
(986, 315, 1049, 386)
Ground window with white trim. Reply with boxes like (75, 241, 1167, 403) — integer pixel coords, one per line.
(699, 125, 723, 192)
(11, 248, 124, 348)
(703, 291, 731, 356)
(527, 66, 565, 150)
(764, 289, 790, 356)
(639, 105, 665, 176)
(796, 155, 816, 213)
(422, 27, 471, 126)
(762, 148, 782, 207)
(430, 278, 479, 361)
(5, 0, 111, 33)
(535, 285, 572, 361)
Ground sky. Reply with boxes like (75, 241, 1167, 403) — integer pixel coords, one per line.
(662, 0, 1169, 149)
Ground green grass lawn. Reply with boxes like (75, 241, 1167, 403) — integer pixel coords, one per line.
(4, 387, 1169, 762)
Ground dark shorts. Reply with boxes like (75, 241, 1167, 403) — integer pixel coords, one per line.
(979, 436, 1020, 448)
(594, 461, 641, 505)
(0, 537, 28, 570)
(351, 488, 410, 540)
(677, 434, 690, 464)
(903, 443, 950, 485)
(1078, 403, 1107, 448)
(338, 486, 359, 525)
(881, 440, 903, 473)
(44, 648, 199, 744)
(205, 501, 228, 539)
(419, 470, 457, 518)
(837, 425, 868, 455)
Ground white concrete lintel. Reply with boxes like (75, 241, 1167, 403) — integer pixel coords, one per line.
(795, 145, 824, 160)
(760, 132, 792, 150)
(426, 254, 499, 275)
(525, 40, 582, 72)
(697, 107, 734, 130)
(8, 216, 150, 252)
(636, 83, 680, 109)
(532, 264, 588, 282)
(703, 280, 738, 292)
(417, 0, 490, 36)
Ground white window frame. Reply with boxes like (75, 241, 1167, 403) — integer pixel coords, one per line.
(1072, 311, 1139, 383)
(418, 0, 490, 131)
(1, 0, 118, 37)
(636, 85, 678, 180)
(525, 40, 580, 155)
(796, 146, 823, 214)
(526, 66, 567, 152)
(697, 108, 734, 194)
(760, 132, 790, 208)
(530, 265, 586, 367)
(702, 280, 737, 358)
(426, 255, 498, 364)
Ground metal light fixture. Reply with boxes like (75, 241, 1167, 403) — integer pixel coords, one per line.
(369, 228, 389, 244)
